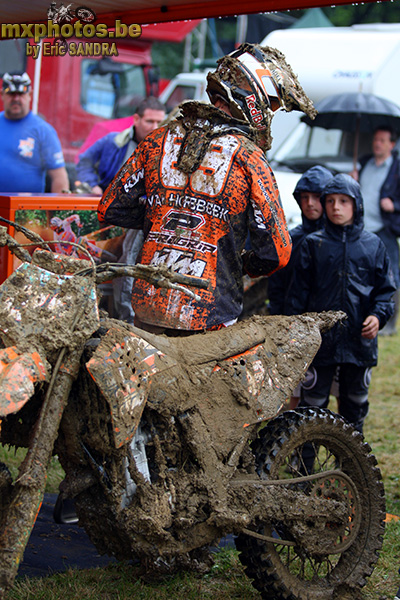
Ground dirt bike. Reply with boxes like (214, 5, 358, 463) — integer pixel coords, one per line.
(47, 2, 96, 24)
(0, 220, 385, 600)
(47, 2, 96, 51)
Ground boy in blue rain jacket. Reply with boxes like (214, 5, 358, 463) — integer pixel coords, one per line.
(287, 173, 396, 433)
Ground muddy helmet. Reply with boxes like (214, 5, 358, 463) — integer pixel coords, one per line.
(206, 43, 316, 133)
(2, 72, 31, 94)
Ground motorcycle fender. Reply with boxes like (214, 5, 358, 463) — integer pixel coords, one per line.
(0, 262, 99, 353)
(0, 346, 48, 416)
(213, 344, 283, 423)
(86, 325, 177, 448)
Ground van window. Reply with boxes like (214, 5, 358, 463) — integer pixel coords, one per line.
(273, 120, 375, 171)
(278, 124, 343, 161)
(164, 85, 197, 113)
(81, 59, 146, 119)
(307, 128, 343, 158)
(0, 40, 26, 76)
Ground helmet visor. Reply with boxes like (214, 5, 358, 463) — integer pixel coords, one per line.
(236, 52, 281, 112)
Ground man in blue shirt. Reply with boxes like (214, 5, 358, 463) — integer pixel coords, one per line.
(0, 72, 69, 193)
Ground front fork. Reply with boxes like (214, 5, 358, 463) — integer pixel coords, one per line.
(0, 345, 84, 599)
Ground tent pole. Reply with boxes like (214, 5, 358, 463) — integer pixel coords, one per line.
(32, 40, 43, 116)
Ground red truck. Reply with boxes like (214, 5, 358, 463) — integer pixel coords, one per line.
(0, 20, 200, 180)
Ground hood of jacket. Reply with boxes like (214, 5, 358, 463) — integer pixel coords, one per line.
(293, 166, 334, 205)
(293, 165, 334, 231)
(321, 173, 364, 233)
(114, 126, 134, 148)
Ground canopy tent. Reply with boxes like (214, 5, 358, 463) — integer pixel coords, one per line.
(290, 7, 333, 28)
(0, 0, 385, 29)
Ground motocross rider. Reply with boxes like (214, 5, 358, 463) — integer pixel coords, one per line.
(98, 43, 316, 333)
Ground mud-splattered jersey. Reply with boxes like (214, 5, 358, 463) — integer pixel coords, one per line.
(98, 120, 291, 330)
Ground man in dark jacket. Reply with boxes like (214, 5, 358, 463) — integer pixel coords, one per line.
(287, 174, 395, 433)
(76, 97, 166, 195)
(268, 165, 333, 315)
(351, 126, 400, 334)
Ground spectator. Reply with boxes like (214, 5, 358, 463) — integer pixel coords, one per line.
(351, 126, 400, 334)
(287, 174, 395, 434)
(0, 72, 69, 193)
(77, 96, 166, 323)
(268, 165, 333, 316)
(98, 43, 317, 334)
(76, 96, 166, 195)
(268, 165, 333, 409)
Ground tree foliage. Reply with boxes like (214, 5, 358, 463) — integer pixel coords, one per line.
(323, 1, 400, 26)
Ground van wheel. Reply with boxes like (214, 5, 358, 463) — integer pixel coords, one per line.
(235, 408, 385, 600)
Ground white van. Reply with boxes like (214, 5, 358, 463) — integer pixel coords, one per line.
(159, 71, 210, 113)
(263, 25, 400, 224)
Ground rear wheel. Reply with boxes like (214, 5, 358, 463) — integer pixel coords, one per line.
(236, 408, 385, 600)
(75, 7, 96, 22)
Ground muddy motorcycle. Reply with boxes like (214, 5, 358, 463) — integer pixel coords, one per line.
(0, 222, 385, 600)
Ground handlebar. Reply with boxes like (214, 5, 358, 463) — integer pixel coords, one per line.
(94, 263, 209, 301)
(0, 223, 210, 301)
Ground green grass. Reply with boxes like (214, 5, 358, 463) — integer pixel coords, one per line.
(0, 446, 65, 495)
(358, 331, 400, 599)
(2, 330, 400, 599)
(6, 551, 260, 600)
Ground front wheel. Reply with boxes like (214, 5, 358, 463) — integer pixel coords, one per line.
(236, 408, 385, 600)
(75, 6, 96, 22)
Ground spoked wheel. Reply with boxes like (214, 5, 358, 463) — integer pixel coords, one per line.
(75, 7, 96, 22)
(235, 408, 385, 600)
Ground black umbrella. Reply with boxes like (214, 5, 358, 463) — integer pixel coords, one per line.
(302, 92, 400, 170)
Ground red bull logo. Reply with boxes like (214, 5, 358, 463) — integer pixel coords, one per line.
(245, 94, 266, 130)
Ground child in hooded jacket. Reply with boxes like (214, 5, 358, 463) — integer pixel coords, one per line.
(268, 165, 334, 409)
(286, 173, 396, 433)
(268, 165, 334, 315)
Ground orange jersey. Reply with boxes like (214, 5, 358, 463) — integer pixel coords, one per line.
(98, 118, 291, 330)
